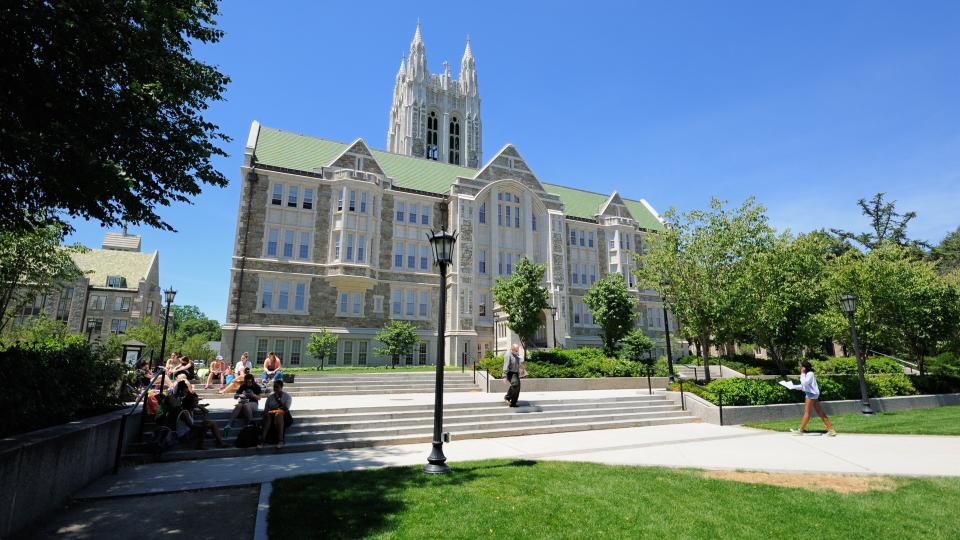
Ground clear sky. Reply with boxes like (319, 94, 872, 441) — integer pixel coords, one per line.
(66, 0, 960, 323)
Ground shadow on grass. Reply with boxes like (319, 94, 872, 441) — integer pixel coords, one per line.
(269, 459, 536, 539)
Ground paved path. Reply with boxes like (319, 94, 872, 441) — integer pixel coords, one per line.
(80, 422, 960, 499)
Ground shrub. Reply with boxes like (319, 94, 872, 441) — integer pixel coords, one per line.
(668, 373, 918, 405)
(478, 347, 668, 379)
(812, 356, 903, 375)
(926, 352, 960, 378)
(910, 375, 960, 395)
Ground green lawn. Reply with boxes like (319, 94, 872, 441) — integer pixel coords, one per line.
(269, 460, 960, 539)
(746, 405, 960, 435)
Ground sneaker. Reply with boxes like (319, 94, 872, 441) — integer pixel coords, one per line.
(827, 430, 837, 437)
(256, 443, 264, 449)
(790, 428, 804, 436)
(277, 441, 285, 449)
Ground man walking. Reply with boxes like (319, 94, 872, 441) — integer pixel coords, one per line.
(502, 343, 525, 407)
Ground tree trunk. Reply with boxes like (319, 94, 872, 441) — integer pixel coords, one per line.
(771, 348, 786, 377)
(700, 333, 712, 383)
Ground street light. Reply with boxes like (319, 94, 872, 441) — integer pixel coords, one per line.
(425, 228, 457, 474)
(659, 280, 676, 384)
(840, 293, 874, 415)
(158, 286, 177, 391)
(548, 304, 558, 349)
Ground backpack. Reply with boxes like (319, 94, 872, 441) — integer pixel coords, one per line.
(235, 422, 260, 448)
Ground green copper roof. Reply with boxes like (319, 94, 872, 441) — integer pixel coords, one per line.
(253, 126, 661, 230)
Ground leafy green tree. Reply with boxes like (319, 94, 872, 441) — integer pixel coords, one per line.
(171, 304, 221, 342)
(1, 0, 230, 232)
(491, 258, 550, 351)
(634, 197, 773, 382)
(375, 321, 420, 366)
(583, 274, 636, 355)
(180, 334, 215, 362)
(3, 314, 72, 345)
(828, 244, 960, 373)
(736, 232, 831, 375)
(830, 193, 930, 252)
(621, 330, 655, 370)
(0, 224, 85, 333)
(307, 329, 339, 370)
(933, 226, 960, 275)
(123, 321, 168, 362)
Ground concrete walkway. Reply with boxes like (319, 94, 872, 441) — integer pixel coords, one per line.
(80, 422, 960, 499)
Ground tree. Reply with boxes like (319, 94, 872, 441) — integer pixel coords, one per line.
(634, 197, 773, 382)
(490, 258, 550, 351)
(122, 321, 168, 362)
(827, 244, 960, 373)
(0, 224, 85, 333)
(933, 226, 960, 275)
(583, 274, 636, 355)
(375, 321, 420, 366)
(1, 1, 230, 233)
(621, 330, 655, 370)
(307, 329, 338, 371)
(736, 232, 831, 375)
(180, 334, 215, 361)
(171, 304, 221, 342)
(830, 193, 930, 252)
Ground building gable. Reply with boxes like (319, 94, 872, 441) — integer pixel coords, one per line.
(329, 139, 386, 175)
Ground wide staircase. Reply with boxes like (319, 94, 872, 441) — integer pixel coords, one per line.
(193, 371, 480, 398)
(126, 393, 696, 463)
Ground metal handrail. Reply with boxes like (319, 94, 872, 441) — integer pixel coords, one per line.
(114, 366, 165, 474)
(869, 349, 918, 369)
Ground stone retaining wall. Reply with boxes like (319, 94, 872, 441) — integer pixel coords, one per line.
(481, 374, 671, 393)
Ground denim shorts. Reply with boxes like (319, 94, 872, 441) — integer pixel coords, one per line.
(805, 392, 820, 400)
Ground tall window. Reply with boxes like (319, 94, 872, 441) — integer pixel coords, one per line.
(287, 185, 298, 208)
(334, 232, 341, 260)
(56, 287, 73, 320)
(349, 190, 356, 212)
(357, 235, 366, 263)
(277, 282, 289, 311)
(345, 233, 354, 261)
(479, 203, 486, 224)
(290, 339, 302, 365)
(418, 342, 428, 365)
(272, 184, 283, 205)
(358, 342, 368, 365)
(449, 117, 461, 165)
(337, 189, 344, 211)
(303, 188, 313, 210)
(419, 245, 429, 270)
(283, 230, 294, 258)
(479, 250, 486, 274)
(262, 282, 273, 309)
(299, 232, 310, 260)
(294, 283, 306, 312)
(408, 203, 417, 223)
(360, 192, 367, 213)
(396, 201, 405, 221)
(426, 111, 439, 160)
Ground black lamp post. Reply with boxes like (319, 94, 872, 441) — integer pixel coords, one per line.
(425, 228, 457, 474)
(840, 293, 874, 415)
(158, 286, 177, 390)
(659, 280, 676, 384)
(548, 305, 558, 349)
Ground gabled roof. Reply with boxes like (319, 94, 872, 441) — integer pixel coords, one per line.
(70, 248, 156, 288)
(251, 125, 662, 230)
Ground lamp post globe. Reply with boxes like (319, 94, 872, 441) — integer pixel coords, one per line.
(840, 293, 873, 415)
(425, 229, 457, 474)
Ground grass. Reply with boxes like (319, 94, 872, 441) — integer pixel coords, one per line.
(746, 404, 960, 436)
(269, 460, 960, 539)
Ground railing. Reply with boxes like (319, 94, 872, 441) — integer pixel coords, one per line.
(869, 349, 919, 373)
(677, 374, 686, 411)
(114, 366, 165, 474)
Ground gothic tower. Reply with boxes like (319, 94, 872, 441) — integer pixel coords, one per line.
(387, 23, 482, 168)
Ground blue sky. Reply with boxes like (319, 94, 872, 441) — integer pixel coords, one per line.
(66, 1, 960, 323)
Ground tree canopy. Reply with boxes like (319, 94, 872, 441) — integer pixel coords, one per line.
(583, 274, 636, 355)
(490, 258, 550, 350)
(307, 329, 338, 370)
(375, 321, 420, 364)
(170, 304, 221, 343)
(0, 0, 230, 232)
(933, 226, 960, 275)
(830, 193, 929, 252)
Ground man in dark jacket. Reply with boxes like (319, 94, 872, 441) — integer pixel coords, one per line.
(502, 343, 525, 407)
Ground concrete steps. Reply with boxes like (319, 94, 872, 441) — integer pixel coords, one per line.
(126, 394, 697, 462)
(193, 372, 481, 398)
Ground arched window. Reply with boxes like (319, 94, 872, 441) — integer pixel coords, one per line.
(426, 111, 439, 160)
(448, 117, 461, 165)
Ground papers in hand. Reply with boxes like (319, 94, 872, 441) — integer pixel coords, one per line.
(779, 380, 801, 391)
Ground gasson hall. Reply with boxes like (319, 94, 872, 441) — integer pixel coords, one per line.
(221, 24, 679, 367)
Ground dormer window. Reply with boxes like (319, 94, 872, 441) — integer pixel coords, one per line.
(106, 275, 126, 288)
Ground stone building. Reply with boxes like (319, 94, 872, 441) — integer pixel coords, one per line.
(14, 231, 162, 343)
(221, 25, 680, 366)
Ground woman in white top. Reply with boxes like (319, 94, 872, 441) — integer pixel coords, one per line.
(792, 360, 837, 436)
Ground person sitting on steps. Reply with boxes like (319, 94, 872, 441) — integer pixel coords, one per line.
(204, 355, 226, 389)
(228, 374, 262, 428)
(177, 392, 227, 449)
(259, 379, 292, 449)
(261, 351, 283, 386)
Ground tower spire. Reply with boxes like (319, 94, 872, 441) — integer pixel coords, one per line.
(408, 20, 427, 81)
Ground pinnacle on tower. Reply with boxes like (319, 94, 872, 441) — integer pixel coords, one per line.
(408, 21, 427, 80)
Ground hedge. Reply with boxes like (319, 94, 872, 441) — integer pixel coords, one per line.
(479, 347, 669, 379)
(0, 336, 124, 437)
(669, 373, 919, 406)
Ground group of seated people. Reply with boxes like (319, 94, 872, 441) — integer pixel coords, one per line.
(152, 350, 292, 450)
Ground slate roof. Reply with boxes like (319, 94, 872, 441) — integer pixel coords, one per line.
(252, 126, 662, 230)
(70, 248, 156, 289)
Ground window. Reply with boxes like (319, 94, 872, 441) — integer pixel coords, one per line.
(569, 229, 576, 245)
(277, 282, 289, 311)
(572, 264, 579, 284)
(479, 203, 486, 224)
(421, 205, 430, 225)
(299, 232, 310, 260)
(89, 294, 106, 311)
(287, 185, 298, 208)
(419, 245, 429, 270)
(337, 189, 344, 211)
(506, 253, 513, 275)
(479, 250, 486, 274)
(360, 192, 367, 213)
(419, 291, 428, 317)
(274, 339, 285, 364)
(56, 287, 74, 322)
(498, 204, 503, 226)
(579, 230, 585, 247)
(110, 319, 128, 335)
(357, 157, 364, 171)
(357, 235, 366, 263)
(406, 291, 415, 316)
(407, 244, 416, 269)
(113, 297, 131, 312)
(498, 252, 503, 275)
(106, 275, 126, 288)
(515, 207, 520, 228)
(272, 183, 283, 205)
(267, 228, 278, 256)
(396, 201, 405, 221)
(392, 290, 401, 315)
(590, 266, 597, 284)
(339, 292, 348, 315)
(418, 342, 428, 365)
(15, 294, 45, 324)
(345, 233, 354, 261)
(358, 341, 368, 365)
(262, 282, 273, 309)
(334, 232, 341, 260)
(86, 318, 103, 335)
(408, 203, 417, 223)
(610, 263, 618, 273)
(449, 117, 461, 164)
(257, 338, 269, 363)
(394, 243, 403, 268)
(373, 295, 383, 313)
(505, 206, 511, 228)
(352, 293, 362, 315)
(294, 283, 306, 312)
(426, 111, 439, 160)
(349, 190, 356, 212)
(283, 230, 294, 258)
(303, 188, 313, 210)
(290, 339, 302, 365)
(479, 294, 487, 317)
(532, 215, 537, 231)
(146, 300, 154, 316)
(609, 237, 616, 250)
(588, 231, 594, 248)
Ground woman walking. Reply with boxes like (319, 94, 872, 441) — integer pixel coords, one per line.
(792, 360, 837, 437)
